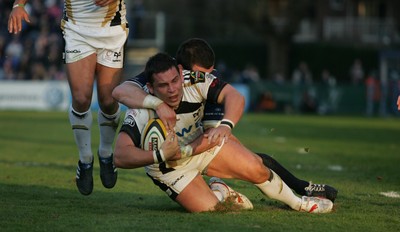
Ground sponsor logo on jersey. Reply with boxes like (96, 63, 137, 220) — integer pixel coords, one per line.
(190, 71, 206, 84)
(176, 125, 192, 137)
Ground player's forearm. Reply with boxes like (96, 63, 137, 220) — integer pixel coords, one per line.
(112, 82, 148, 108)
(114, 145, 155, 168)
(219, 85, 245, 126)
(114, 134, 156, 168)
(188, 133, 219, 156)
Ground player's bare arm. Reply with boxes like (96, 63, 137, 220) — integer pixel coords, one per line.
(205, 84, 245, 145)
(188, 133, 220, 155)
(166, 132, 220, 161)
(114, 132, 178, 168)
(113, 82, 177, 130)
(112, 82, 149, 109)
(8, 0, 30, 34)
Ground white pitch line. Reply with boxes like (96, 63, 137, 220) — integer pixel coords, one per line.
(380, 191, 400, 198)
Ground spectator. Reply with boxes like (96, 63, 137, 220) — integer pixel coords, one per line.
(255, 91, 277, 112)
(349, 58, 364, 85)
(241, 63, 260, 84)
(292, 61, 313, 86)
(291, 61, 313, 113)
(318, 69, 339, 114)
(272, 72, 285, 85)
(2, 0, 64, 80)
(365, 71, 380, 116)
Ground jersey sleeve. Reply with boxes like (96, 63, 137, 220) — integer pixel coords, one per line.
(183, 70, 227, 104)
(206, 77, 227, 104)
(125, 72, 147, 88)
(119, 108, 150, 147)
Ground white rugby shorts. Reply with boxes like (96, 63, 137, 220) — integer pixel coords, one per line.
(146, 144, 223, 199)
(62, 22, 128, 68)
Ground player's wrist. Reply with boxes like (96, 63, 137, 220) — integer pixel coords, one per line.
(152, 149, 165, 164)
(13, 0, 26, 7)
(143, 95, 163, 110)
(219, 119, 235, 130)
(180, 145, 193, 158)
(12, 3, 25, 8)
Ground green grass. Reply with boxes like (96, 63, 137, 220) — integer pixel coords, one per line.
(1, 111, 400, 231)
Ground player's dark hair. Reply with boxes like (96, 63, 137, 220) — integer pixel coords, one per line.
(176, 38, 215, 70)
(145, 53, 179, 84)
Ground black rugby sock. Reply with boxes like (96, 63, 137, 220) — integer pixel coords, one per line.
(256, 153, 309, 195)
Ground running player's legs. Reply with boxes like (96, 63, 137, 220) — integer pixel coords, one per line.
(63, 23, 98, 111)
(95, 27, 125, 114)
(96, 63, 122, 114)
(67, 55, 97, 111)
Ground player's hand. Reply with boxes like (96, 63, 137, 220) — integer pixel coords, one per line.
(94, 0, 118, 7)
(160, 132, 179, 161)
(156, 102, 177, 131)
(8, 6, 31, 34)
(204, 126, 232, 145)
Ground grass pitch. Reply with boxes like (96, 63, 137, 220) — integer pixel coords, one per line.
(0, 111, 399, 231)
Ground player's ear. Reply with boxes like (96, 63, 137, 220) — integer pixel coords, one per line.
(178, 64, 184, 80)
(146, 82, 154, 94)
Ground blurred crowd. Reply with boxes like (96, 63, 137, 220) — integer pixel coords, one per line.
(217, 58, 400, 116)
(0, 0, 65, 80)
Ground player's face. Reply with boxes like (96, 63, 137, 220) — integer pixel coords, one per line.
(148, 67, 183, 109)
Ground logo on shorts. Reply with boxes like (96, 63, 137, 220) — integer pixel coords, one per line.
(113, 52, 121, 62)
(171, 175, 184, 186)
(105, 51, 122, 62)
(65, 49, 81, 54)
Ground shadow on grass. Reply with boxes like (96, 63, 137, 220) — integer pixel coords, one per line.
(0, 182, 184, 214)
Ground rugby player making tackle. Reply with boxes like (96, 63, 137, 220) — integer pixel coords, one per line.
(112, 38, 338, 203)
(114, 52, 335, 213)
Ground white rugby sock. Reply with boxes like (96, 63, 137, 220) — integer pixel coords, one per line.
(98, 107, 121, 159)
(69, 106, 93, 164)
(255, 170, 302, 210)
(212, 191, 225, 202)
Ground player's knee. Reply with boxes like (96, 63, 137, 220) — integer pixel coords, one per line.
(248, 158, 271, 183)
(72, 94, 92, 111)
(98, 97, 118, 113)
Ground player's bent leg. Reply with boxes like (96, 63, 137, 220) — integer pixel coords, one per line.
(209, 177, 253, 210)
(206, 141, 270, 183)
(207, 143, 333, 213)
(175, 175, 219, 213)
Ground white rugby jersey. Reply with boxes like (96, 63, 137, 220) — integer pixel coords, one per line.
(119, 70, 227, 172)
(61, 0, 128, 27)
(126, 70, 226, 129)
